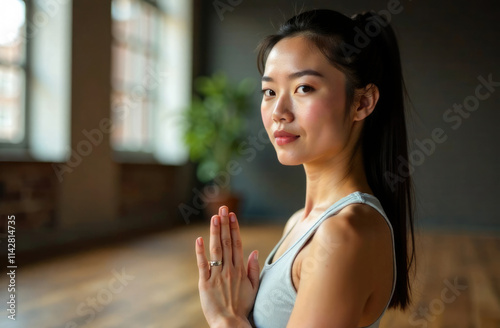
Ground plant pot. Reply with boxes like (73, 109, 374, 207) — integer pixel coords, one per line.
(203, 187, 242, 221)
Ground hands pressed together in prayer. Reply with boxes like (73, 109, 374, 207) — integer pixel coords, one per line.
(195, 206, 260, 328)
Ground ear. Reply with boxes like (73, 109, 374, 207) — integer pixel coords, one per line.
(352, 84, 380, 122)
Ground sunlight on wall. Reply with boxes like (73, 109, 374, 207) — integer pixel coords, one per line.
(29, 0, 72, 161)
(154, 0, 192, 164)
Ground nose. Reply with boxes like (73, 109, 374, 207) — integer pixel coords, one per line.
(272, 95, 294, 123)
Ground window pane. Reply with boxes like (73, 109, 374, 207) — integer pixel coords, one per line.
(110, 92, 128, 147)
(111, 42, 128, 89)
(123, 100, 144, 150)
(112, 0, 133, 41)
(140, 3, 151, 46)
(111, 0, 161, 152)
(111, 92, 152, 150)
(0, 39, 25, 65)
(0, 66, 25, 143)
(129, 0, 142, 42)
(128, 49, 143, 85)
(0, 0, 26, 65)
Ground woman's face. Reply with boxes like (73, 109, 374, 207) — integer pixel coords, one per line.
(261, 35, 355, 166)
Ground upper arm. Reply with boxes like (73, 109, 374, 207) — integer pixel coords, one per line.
(287, 212, 378, 328)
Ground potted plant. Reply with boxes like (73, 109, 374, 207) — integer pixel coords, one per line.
(183, 72, 255, 219)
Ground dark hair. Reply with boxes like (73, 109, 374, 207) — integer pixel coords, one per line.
(256, 9, 415, 310)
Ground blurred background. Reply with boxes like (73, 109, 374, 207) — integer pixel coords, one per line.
(0, 0, 498, 327)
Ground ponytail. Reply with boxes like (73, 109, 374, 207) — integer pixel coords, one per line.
(352, 11, 416, 310)
(256, 9, 416, 310)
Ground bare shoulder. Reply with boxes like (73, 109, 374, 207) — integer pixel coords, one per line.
(313, 203, 391, 253)
(289, 203, 394, 327)
(290, 203, 393, 327)
(282, 208, 304, 237)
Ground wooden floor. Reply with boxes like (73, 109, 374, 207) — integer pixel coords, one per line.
(0, 224, 499, 328)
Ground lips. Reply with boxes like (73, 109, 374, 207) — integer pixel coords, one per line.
(273, 130, 300, 146)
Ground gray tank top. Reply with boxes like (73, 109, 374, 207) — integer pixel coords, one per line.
(251, 191, 396, 328)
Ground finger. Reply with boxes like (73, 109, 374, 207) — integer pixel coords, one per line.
(195, 237, 210, 281)
(229, 212, 244, 269)
(209, 215, 223, 272)
(247, 250, 260, 290)
(219, 206, 232, 268)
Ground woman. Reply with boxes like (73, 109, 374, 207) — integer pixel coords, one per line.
(195, 9, 416, 328)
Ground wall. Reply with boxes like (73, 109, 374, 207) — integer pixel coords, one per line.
(0, 0, 197, 254)
(0, 163, 57, 232)
(0, 161, 191, 252)
(119, 163, 193, 224)
(201, 0, 500, 230)
(57, 0, 118, 228)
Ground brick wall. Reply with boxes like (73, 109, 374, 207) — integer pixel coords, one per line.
(119, 163, 194, 226)
(0, 161, 194, 250)
(0, 163, 57, 233)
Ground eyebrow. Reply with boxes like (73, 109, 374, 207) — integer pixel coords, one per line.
(262, 69, 325, 82)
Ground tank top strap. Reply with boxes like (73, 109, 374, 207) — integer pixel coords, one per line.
(291, 191, 366, 252)
(253, 191, 396, 328)
(266, 191, 366, 266)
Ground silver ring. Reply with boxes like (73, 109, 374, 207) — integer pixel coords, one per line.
(209, 260, 223, 267)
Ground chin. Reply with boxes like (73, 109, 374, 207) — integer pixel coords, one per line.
(276, 154, 303, 166)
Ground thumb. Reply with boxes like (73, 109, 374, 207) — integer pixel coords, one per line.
(247, 250, 260, 290)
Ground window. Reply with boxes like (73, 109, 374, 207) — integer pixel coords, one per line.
(0, 0, 71, 161)
(111, 0, 161, 152)
(0, 0, 27, 146)
(111, 0, 192, 164)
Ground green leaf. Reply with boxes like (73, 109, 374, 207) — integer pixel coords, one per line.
(183, 72, 256, 185)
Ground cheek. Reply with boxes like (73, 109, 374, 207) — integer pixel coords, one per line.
(261, 103, 272, 130)
(301, 106, 324, 125)
(301, 99, 336, 127)
(301, 98, 347, 139)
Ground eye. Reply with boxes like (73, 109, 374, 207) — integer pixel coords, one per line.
(296, 85, 314, 94)
(262, 89, 276, 97)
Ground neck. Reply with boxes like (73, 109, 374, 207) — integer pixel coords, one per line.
(302, 146, 372, 220)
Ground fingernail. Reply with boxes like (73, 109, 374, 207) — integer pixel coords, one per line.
(213, 216, 219, 226)
(254, 251, 259, 260)
(221, 207, 228, 217)
(230, 213, 236, 223)
(197, 237, 203, 246)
